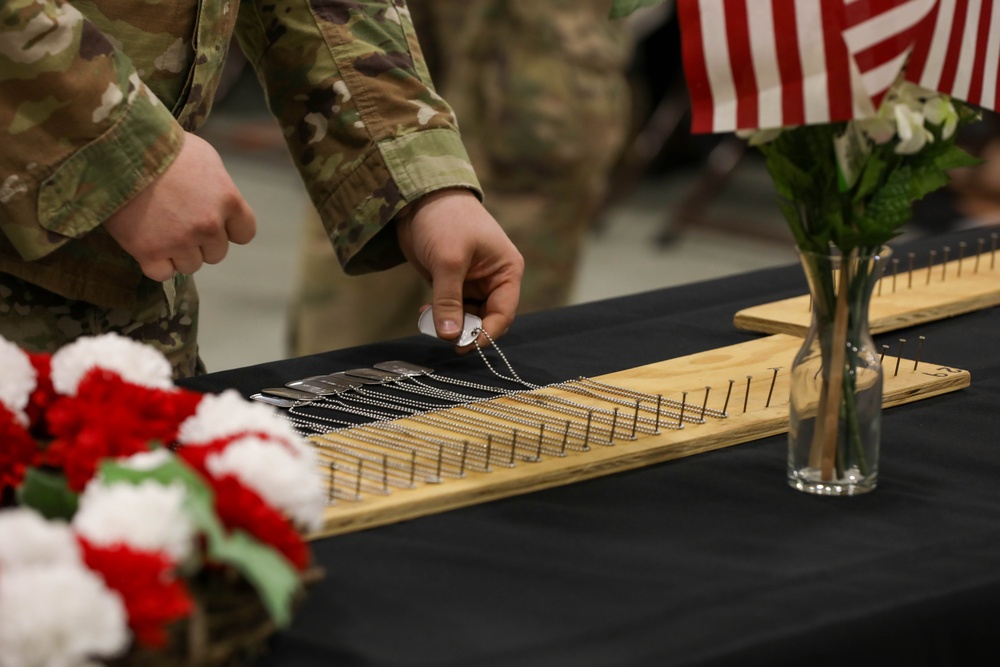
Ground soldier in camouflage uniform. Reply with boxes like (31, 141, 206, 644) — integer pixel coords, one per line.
(0, 0, 524, 376)
(288, 0, 632, 355)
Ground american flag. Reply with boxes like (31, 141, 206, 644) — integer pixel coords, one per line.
(678, 0, 1000, 133)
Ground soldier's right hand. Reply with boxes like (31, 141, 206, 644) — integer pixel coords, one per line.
(103, 132, 256, 282)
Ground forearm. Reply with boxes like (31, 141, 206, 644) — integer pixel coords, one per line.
(236, 0, 481, 273)
(0, 0, 182, 261)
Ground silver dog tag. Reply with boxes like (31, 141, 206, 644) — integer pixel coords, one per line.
(262, 387, 318, 401)
(374, 360, 434, 376)
(344, 367, 401, 383)
(251, 393, 300, 408)
(417, 308, 481, 347)
(285, 377, 342, 396)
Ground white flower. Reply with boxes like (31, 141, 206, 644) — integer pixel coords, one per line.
(72, 479, 195, 562)
(736, 127, 782, 146)
(0, 509, 80, 569)
(0, 509, 129, 667)
(0, 564, 129, 667)
(116, 448, 174, 471)
(206, 436, 324, 530)
(923, 95, 958, 140)
(0, 335, 36, 425)
(893, 103, 933, 155)
(855, 98, 897, 145)
(50, 332, 173, 396)
(178, 390, 305, 454)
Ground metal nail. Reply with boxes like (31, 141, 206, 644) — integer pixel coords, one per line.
(765, 368, 779, 408)
(723, 379, 734, 416)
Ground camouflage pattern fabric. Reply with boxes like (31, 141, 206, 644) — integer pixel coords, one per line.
(0, 272, 204, 378)
(288, 0, 632, 355)
(1, 0, 479, 376)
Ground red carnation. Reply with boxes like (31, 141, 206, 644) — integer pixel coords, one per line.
(78, 539, 193, 648)
(0, 407, 39, 492)
(210, 474, 309, 571)
(25, 352, 56, 434)
(45, 370, 203, 490)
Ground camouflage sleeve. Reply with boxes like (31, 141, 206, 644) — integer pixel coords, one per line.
(0, 0, 183, 262)
(235, 0, 482, 274)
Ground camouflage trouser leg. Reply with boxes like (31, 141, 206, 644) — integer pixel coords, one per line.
(0, 272, 204, 379)
(287, 213, 431, 356)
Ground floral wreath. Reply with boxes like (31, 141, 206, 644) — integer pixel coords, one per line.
(0, 333, 325, 666)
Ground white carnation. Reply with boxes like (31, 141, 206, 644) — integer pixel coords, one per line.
(206, 436, 324, 530)
(0, 564, 129, 667)
(50, 332, 173, 396)
(178, 390, 305, 454)
(72, 480, 194, 562)
(0, 508, 80, 570)
(116, 448, 174, 471)
(0, 335, 36, 425)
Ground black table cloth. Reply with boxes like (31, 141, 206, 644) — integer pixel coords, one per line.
(181, 225, 1000, 667)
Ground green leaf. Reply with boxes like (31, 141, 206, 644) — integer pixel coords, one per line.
(609, 0, 664, 18)
(761, 148, 814, 200)
(853, 152, 886, 202)
(16, 468, 78, 520)
(208, 530, 301, 627)
(934, 143, 984, 171)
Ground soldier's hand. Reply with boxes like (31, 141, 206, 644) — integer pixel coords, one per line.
(103, 132, 256, 282)
(396, 188, 524, 348)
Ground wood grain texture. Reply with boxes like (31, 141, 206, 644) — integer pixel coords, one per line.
(733, 254, 1000, 336)
(308, 334, 969, 539)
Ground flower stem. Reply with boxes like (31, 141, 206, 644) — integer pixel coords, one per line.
(813, 253, 853, 481)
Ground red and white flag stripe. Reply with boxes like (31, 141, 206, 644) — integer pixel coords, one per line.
(678, 0, 1000, 134)
(906, 0, 1000, 112)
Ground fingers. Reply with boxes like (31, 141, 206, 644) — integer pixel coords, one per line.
(170, 248, 205, 276)
(139, 258, 177, 283)
(478, 280, 520, 341)
(225, 199, 257, 246)
(428, 257, 471, 341)
(104, 131, 258, 282)
(396, 189, 525, 346)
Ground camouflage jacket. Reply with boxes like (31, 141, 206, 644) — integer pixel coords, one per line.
(0, 0, 479, 308)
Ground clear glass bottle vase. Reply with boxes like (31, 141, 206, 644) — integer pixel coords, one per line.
(788, 246, 891, 496)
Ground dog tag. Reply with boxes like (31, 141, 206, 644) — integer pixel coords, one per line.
(285, 377, 342, 396)
(262, 387, 317, 401)
(417, 308, 481, 347)
(314, 373, 363, 389)
(374, 360, 434, 376)
(344, 367, 401, 383)
(251, 393, 300, 408)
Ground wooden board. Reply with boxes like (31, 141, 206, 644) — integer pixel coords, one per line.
(734, 252, 1000, 336)
(307, 334, 969, 539)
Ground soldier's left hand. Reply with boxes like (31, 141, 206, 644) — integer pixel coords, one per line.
(395, 188, 524, 348)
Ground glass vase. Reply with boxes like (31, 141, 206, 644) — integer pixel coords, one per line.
(788, 246, 890, 496)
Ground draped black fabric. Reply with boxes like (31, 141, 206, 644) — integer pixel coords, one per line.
(181, 226, 1000, 667)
